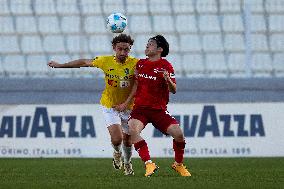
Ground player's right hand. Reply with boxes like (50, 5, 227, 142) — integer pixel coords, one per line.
(47, 61, 61, 68)
(113, 103, 127, 112)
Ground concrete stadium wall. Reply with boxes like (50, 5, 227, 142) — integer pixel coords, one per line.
(0, 78, 284, 104)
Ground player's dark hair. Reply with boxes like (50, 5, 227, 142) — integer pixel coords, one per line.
(150, 35, 169, 57)
(112, 34, 134, 46)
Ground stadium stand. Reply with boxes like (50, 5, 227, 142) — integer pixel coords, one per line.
(0, 0, 283, 78)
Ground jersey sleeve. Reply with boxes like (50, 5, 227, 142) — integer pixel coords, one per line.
(166, 62, 176, 84)
(92, 56, 105, 70)
(134, 59, 142, 80)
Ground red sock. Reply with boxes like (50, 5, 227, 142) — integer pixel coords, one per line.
(173, 139, 186, 163)
(134, 140, 151, 162)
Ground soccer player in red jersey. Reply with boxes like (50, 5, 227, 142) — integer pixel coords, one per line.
(128, 35, 191, 177)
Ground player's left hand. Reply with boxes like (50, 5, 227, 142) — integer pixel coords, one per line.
(113, 103, 127, 112)
(162, 70, 170, 81)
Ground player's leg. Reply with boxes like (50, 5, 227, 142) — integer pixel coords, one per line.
(122, 133, 132, 164)
(166, 125, 191, 176)
(101, 106, 123, 170)
(108, 124, 123, 170)
(128, 113, 158, 177)
(128, 118, 149, 162)
(121, 133, 134, 175)
(151, 109, 191, 177)
(120, 113, 134, 175)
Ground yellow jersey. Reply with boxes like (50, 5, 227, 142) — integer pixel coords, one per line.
(92, 55, 139, 109)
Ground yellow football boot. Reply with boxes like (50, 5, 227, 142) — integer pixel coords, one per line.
(145, 162, 159, 177)
(171, 162, 191, 177)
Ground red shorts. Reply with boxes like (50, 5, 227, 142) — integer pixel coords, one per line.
(129, 107, 179, 134)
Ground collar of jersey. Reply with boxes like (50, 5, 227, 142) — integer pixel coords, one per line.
(146, 58, 162, 64)
(113, 55, 129, 65)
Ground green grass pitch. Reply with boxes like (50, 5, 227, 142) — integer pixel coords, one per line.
(0, 158, 283, 189)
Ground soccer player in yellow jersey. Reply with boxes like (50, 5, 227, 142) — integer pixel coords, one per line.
(48, 34, 138, 175)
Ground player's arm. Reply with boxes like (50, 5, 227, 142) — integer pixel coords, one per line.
(163, 71, 177, 94)
(113, 80, 138, 112)
(125, 80, 138, 105)
(47, 59, 93, 68)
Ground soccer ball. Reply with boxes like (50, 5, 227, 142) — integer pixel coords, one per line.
(106, 13, 127, 33)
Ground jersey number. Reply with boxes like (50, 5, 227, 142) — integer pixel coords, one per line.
(120, 80, 130, 88)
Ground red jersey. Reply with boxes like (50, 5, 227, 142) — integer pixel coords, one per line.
(134, 58, 176, 110)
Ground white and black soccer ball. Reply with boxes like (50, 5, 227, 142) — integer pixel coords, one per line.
(106, 13, 127, 33)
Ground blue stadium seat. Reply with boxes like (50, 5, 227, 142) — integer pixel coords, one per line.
(206, 53, 228, 78)
(273, 53, 284, 76)
(222, 15, 244, 32)
(149, 0, 171, 14)
(199, 15, 221, 32)
(81, 0, 102, 15)
(227, 53, 246, 77)
(0, 57, 4, 75)
(0, 0, 10, 16)
(251, 53, 273, 77)
(202, 34, 223, 52)
(132, 34, 151, 54)
(129, 15, 152, 33)
(251, 34, 268, 51)
(224, 34, 245, 52)
(16, 16, 37, 34)
(34, 0, 56, 15)
(0, 17, 15, 34)
(103, 0, 125, 15)
(0, 36, 20, 53)
(175, 15, 197, 33)
(265, 0, 284, 13)
(196, 0, 218, 13)
(219, 0, 241, 13)
(84, 15, 107, 34)
(61, 16, 81, 34)
(167, 54, 183, 77)
(21, 36, 43, 54)
(43, 35, 65, 53)
(165, 34, 179, 53)
(182, 53, 205, 77)
(270, 34, 284, 51)
(126, 0, 148, 15)
(269, 15, 284, 32)
(66, 35, 89, 53)
(180, 34, 201, 52)
(249, 0, 264, 13)
(89, 35, 112, 53)
(10, 0, 33, 15)
(26, 55, 48, 76)
(250, 15, 266, 32)
(2, 55, 26, 76)
(56, 0, 79, 15)
(49, 54, 71, 64)
(0, 0, 282, 79)
(38, 16, 60, 34)
(153, 15, 175, 33)
(172, 0, 194, 14)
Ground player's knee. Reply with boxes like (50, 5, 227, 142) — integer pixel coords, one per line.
(111, 135, 123, 145)
(174, 134, 184, 142)
(112, 139, 122, 146)
(173, 130, 184, 142)
(123, 134, 132, 146)
(123, 140, 132, 147)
